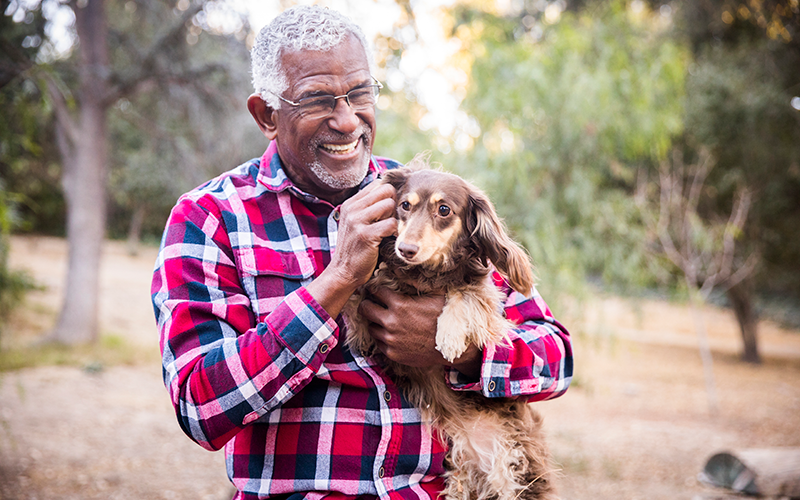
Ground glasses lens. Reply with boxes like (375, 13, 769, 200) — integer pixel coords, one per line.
(348, 86, 379, 109)
(297, 96, 335, 119)
(292, 84, 380, 118)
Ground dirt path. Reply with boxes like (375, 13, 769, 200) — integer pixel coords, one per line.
(2, 235, 799, 500)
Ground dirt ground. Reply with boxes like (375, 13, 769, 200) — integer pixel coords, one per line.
(2, 235, 799, 500)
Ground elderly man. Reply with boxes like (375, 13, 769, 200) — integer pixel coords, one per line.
(151, 5, 572, 500)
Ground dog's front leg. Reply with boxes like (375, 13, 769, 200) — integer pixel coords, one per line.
(435, 290, 472, 362)
(436, 284, 511, 363)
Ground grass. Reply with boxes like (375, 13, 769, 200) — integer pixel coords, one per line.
(0, 333, 159, 372)
(0, 270, 160, 372)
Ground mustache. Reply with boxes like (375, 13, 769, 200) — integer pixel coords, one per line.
(311, 126, 372, 148)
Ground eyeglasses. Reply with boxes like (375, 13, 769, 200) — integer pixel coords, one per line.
(274, 79, 383, 120)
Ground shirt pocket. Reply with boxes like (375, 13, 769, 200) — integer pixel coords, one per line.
(235, 244, 317, 322)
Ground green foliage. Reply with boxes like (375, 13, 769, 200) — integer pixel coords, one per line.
(0, 4, 66, 235)
(373, 90, 439, 164)
(103, 1, 260, 241)
(2, 0, 260, 243)
(0, 84, 65, 235)
(684, 38, 800, 297)
(0, 183, 37, 334)
(451, 1, 688, 301)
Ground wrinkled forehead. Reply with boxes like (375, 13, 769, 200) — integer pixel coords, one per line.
(401, 171, 471, 209)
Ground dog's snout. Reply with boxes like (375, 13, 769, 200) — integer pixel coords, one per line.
(398, 242, 419, 260)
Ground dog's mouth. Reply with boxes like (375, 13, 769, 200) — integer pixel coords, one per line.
(395, 252, 421, 265)
(393, 241, 443, 267)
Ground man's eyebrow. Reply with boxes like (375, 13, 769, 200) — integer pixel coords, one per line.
(298, 89, 331, 99)
(352, 77, 376, 90)
(296, 78, 374, 99)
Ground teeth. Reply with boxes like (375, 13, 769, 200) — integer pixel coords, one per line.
(322, 139, 358, 154)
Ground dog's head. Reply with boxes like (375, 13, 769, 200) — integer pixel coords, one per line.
(381, 162, 534, 295)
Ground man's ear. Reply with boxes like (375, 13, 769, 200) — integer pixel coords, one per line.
(247, 93, 278, 140)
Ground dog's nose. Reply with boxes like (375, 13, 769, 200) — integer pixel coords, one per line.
(398, 242, 419, 260)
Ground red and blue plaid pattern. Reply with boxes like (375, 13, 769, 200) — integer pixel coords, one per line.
(152, 142, 573, 500)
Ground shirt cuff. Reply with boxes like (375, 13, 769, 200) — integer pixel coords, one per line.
(263, 287, 339, 365)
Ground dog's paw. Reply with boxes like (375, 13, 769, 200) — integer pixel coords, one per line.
(435, 316, 470, 362)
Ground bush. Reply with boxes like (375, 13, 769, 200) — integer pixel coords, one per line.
(0, 182, 37, 336)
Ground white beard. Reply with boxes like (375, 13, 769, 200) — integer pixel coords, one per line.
(308, 126, 373, 190)
(308, 153, 370, 190)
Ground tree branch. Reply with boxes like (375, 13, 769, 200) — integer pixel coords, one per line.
(43, 72, 80, 147)
(102, 3, 205, 106)
(656, 165, 691, 277)
(718, 187, 752, 285)
(0, 34, 35, 89)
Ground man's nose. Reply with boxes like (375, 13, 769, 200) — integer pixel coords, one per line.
(326, 97, 360, 133)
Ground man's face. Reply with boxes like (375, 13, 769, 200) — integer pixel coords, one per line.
(271, 34, 377, 203)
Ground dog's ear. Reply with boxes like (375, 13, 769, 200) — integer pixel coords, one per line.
(380, 166, 411, 192)
(467, 189, 535, 295)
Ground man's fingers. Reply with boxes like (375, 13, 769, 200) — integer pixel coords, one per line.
(345, 182, 395, 212)
(361, 195, 397, 224)
(366, 286, 395, 307)
(369, 217, 397, 239)
(338, 183, 396, 233)
(358, 297, 389, 327)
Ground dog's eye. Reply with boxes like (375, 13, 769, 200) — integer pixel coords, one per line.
(438, 205, 451, 217)
(400, 201, 411, 211)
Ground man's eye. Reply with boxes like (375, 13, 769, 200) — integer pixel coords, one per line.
(298, 96, 333, 113)
(348, 88, 373, 106)
(400, 201, 411, 211)
(438, 205, 451, 217)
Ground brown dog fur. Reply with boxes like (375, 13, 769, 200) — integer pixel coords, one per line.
(344, 160, 556, 500)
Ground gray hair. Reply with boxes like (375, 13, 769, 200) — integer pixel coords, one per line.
(251, 5, 374, 109)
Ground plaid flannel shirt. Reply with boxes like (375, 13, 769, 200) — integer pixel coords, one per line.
(152, 142, 573, 500)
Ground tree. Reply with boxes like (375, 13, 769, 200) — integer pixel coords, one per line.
(2, 0, 247, 344)
(106, 20, 257, 252)
(446, 1, 687, 305)
(677, 0, 800, 361)
(636, 147, 755, 411)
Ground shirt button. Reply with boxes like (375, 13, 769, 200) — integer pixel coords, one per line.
(487, 380, 496, 392)
(332, 210, 340, 221)
(383, 390, 392, 402)
(378, 466, 385, 478)
(319, 343, 329, 354)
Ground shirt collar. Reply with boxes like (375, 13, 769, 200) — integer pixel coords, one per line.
(256, 141, 383, 204)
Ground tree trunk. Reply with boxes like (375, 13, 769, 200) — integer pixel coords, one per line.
(727, 279, 761, 364)
(126, 204, 146, 256)
(688, 286, 720, 415)
(51, 0, 109, 344)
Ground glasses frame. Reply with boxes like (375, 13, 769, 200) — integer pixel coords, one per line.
(274, 78, 383, 119)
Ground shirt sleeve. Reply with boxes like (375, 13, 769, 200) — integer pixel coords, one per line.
(444, 272, 573, 401)
(151, 195, 339, 451)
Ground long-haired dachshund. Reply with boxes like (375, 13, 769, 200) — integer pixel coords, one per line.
(344, 158, 556, 500)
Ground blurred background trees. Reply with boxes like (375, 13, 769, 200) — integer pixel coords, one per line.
(1, 0, 798, 360)
(1, 0, 258, 344)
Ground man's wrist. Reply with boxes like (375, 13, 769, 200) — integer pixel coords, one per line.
(448, 345, 482, 380)
(306, 266, 361, 319)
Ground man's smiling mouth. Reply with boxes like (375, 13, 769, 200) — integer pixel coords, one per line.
(320, 139, 359, 155)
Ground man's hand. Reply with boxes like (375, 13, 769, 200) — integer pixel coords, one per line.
(306, 182, 397, 318)
(359, 287, 483, 379)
